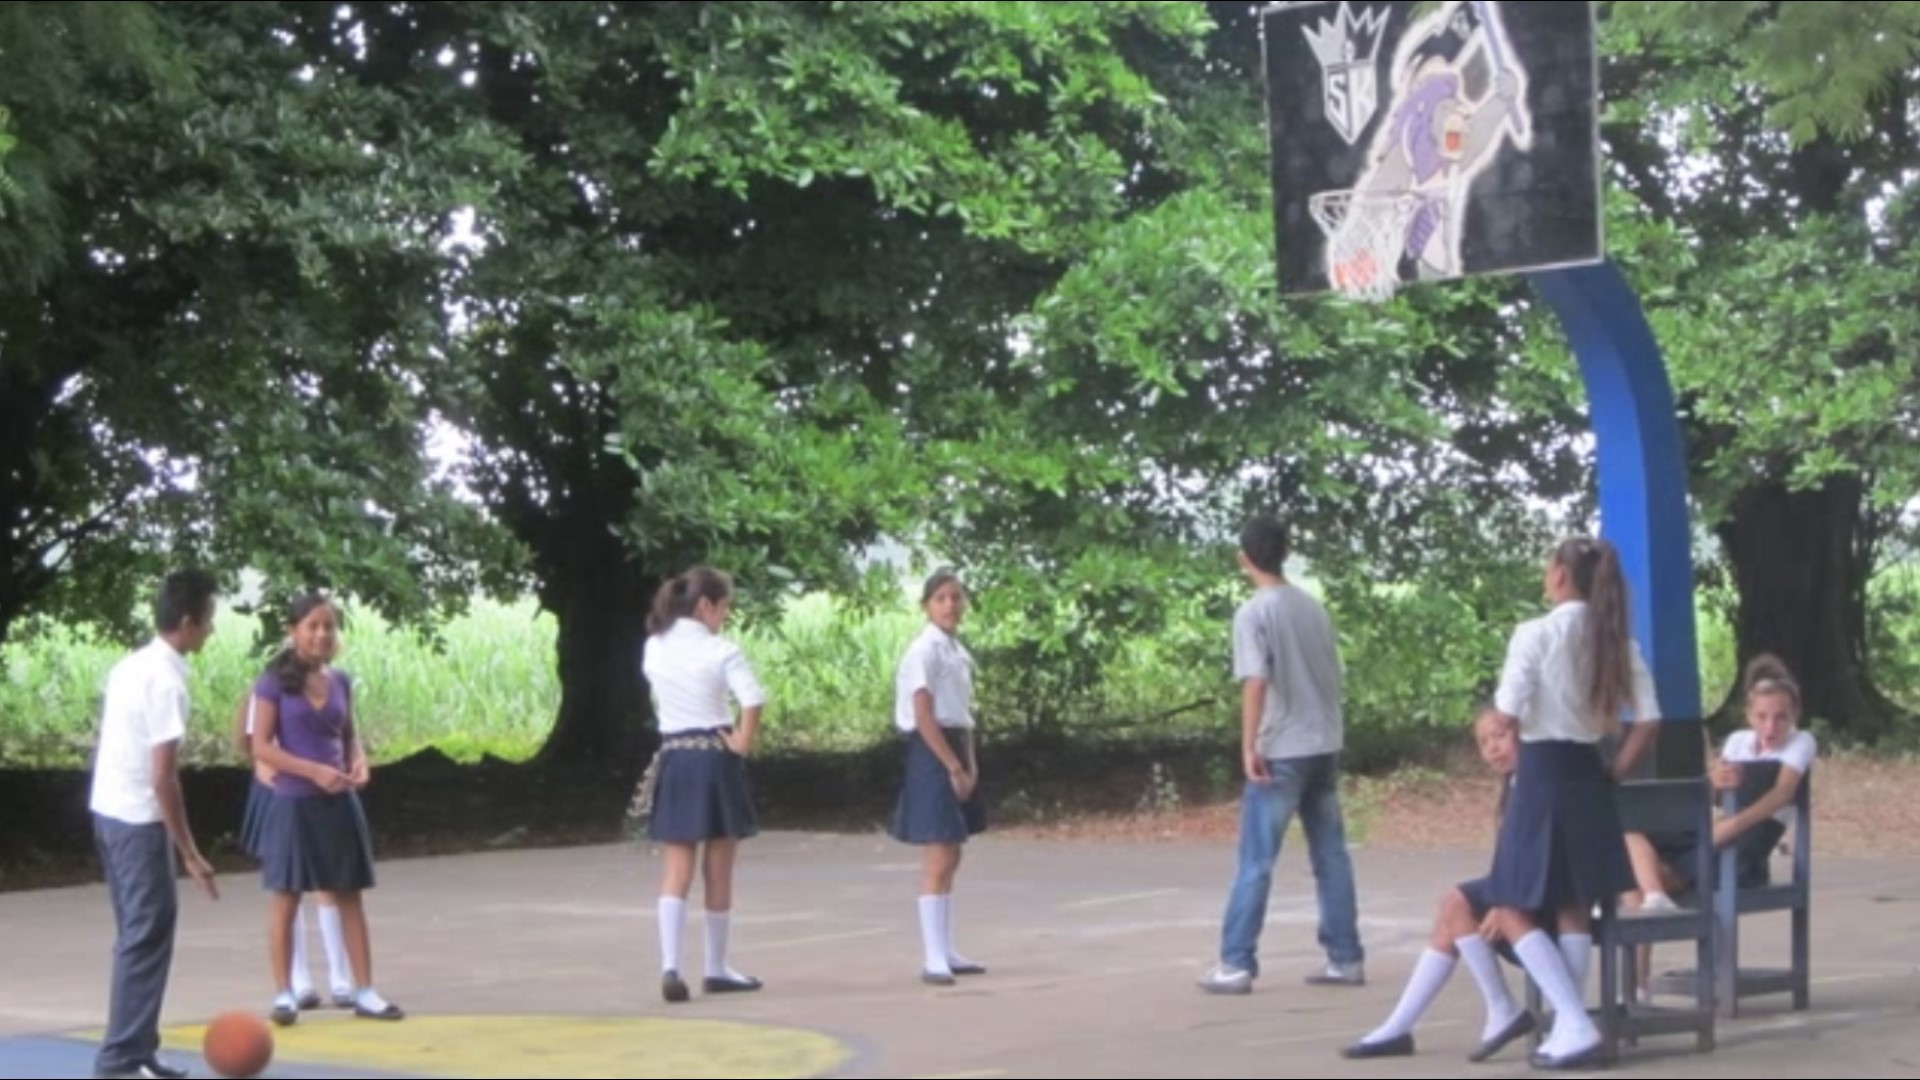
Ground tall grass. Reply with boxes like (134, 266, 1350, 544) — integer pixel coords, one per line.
(3, 573, 1913, 769)
(0, 601, 561, 768)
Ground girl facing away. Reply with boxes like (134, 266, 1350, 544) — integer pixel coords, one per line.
(638, 567, 765, 1003)
(1480, 536, 1661, 1070)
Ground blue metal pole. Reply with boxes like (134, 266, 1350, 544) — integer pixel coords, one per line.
(1527, 261, 1700, 722)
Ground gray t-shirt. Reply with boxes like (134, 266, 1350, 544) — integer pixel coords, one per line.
(1232, 584, 1343, 760)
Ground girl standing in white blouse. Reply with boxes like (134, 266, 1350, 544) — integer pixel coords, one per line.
(639, 567, 765, 1004)
(1481, 536, 1660, 1069)
(890, 569, 987, 985)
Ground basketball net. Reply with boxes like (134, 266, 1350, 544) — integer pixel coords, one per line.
(1308, 190, 1421, 303)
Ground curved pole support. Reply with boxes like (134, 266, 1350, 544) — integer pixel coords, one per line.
(1527, 261, 1701, 723)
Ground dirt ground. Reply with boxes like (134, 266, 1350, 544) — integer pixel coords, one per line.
(1001, 752, 1920, 857)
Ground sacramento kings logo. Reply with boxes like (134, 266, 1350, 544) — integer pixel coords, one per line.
(1303, 3, 1390, 145)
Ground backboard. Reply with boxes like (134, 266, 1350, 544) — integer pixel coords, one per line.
(1261, 1, 1600, 301)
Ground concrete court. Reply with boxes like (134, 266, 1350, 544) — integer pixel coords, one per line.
(3, 831, 1918, 1078)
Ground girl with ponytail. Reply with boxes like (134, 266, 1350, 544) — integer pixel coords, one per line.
(1478, 536, 1663, 1069)
(634, 567, 766, 1004)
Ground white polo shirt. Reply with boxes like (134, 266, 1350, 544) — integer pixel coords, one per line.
(89, 638, 191, 825)
(643, 619, 765, 735)
(1494, 601, 1661, 742)
(1722, 728, 1815, 829)
(894, 623, 973, 732)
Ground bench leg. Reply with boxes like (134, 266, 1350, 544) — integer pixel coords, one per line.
(1696, 924, 1715, 1051)
(1716, 908, 1740, 1019)
(1791, 903, 1810, 1011)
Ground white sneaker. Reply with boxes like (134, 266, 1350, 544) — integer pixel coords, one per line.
(1305, 960, 1365, 986)
(1198, 963, 1253, 994)
(1641, 893, 1679, 912)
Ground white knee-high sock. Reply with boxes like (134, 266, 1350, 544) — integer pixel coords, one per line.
(289, 902, 313, 996)
(1454, 936, 1522, 1040)
(705, 911, 746, 981)
(317, 902, 352, 995)
(945, 895, 974, 966)
(919, 896, 951, 975)
(659, 897, 686, 975)
(1362, 948, 1453, 1043)
(1558, 933, 1592, 1002)
(1514, 932, 1597, 1055)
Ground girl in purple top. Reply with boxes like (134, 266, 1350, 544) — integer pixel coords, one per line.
(249, 592, 403, 1025)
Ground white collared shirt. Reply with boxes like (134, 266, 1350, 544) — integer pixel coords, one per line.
(643, 618, 765, 735)
(894, 623, 973, 731)
(1722, 728, 1816, 828)
(1494, 601, 1660, 742)
(89, 638, 191, 824)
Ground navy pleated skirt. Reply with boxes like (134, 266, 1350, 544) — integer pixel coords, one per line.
(646, 734, 757, 844)
(238, 777, 273, 860)
(255, 790, 377, 894)
(890, 727, 986, 845)
(1485, 740, 1633, 913)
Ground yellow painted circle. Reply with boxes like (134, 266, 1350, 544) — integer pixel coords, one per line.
(158, 1014, 852, 1078)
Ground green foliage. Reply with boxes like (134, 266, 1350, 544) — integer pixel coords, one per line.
(1608, 1, 1920, 145)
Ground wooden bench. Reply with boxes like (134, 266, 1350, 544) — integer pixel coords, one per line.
(1644, 759, 1812, 1017)
(1523, 719, 1719, 1063)
(1713, 762, 1811, 1015)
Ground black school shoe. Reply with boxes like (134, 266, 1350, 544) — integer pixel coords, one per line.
(703, 974, 763, 994)
(1469, 1011, 1536, 1062)
(1341, 1033, 1413, 1058)
(662, 970, 690, 1003)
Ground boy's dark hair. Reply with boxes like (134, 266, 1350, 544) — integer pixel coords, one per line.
(1239, 516, 1290, 576)
(154, 569, 217, 633)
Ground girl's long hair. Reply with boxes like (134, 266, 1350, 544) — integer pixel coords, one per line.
(647, 567, 733, 635)
(1555, 536, 1635, 735)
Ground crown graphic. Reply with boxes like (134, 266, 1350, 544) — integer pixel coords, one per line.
(1304, 2, 1389, 65)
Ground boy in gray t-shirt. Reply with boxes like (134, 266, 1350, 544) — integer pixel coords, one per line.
(1200, 516, 1365, 994)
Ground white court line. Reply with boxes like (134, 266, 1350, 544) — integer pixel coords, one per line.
(1058, 889, 1182, 911)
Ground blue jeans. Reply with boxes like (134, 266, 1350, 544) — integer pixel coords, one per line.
(1218, 752, 1362, 974)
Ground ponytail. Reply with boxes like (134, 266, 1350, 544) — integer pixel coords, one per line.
(1742, 652, 1801, 712)
(1554, 536, 1634, 735)
(647, 566, 733, 635)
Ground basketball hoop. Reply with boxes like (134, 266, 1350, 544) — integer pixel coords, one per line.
(1308, 189, 1420, 303)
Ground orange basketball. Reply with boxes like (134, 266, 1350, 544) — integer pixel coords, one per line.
(202, 1010, 273, 1078)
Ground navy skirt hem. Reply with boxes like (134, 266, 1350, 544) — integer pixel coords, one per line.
(238, 778, 273, 860)
(255, 790, 377, 894)
(1484, 740, 1633, 913)
(645, 737, 758, 844)
(1457, 875, 1557, 964)
(890, 727, 986, 845)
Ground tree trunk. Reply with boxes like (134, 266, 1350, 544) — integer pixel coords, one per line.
(529, 518, 657, 775)
(1715, 475, 1899, 739)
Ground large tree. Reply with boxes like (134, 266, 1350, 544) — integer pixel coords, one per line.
(1590, 2, 1920, 733)
(0, 2, 509, 651)
(273, 1, 1219, 767)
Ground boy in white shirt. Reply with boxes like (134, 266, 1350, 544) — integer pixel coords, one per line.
(89, 569, 220, 1080)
